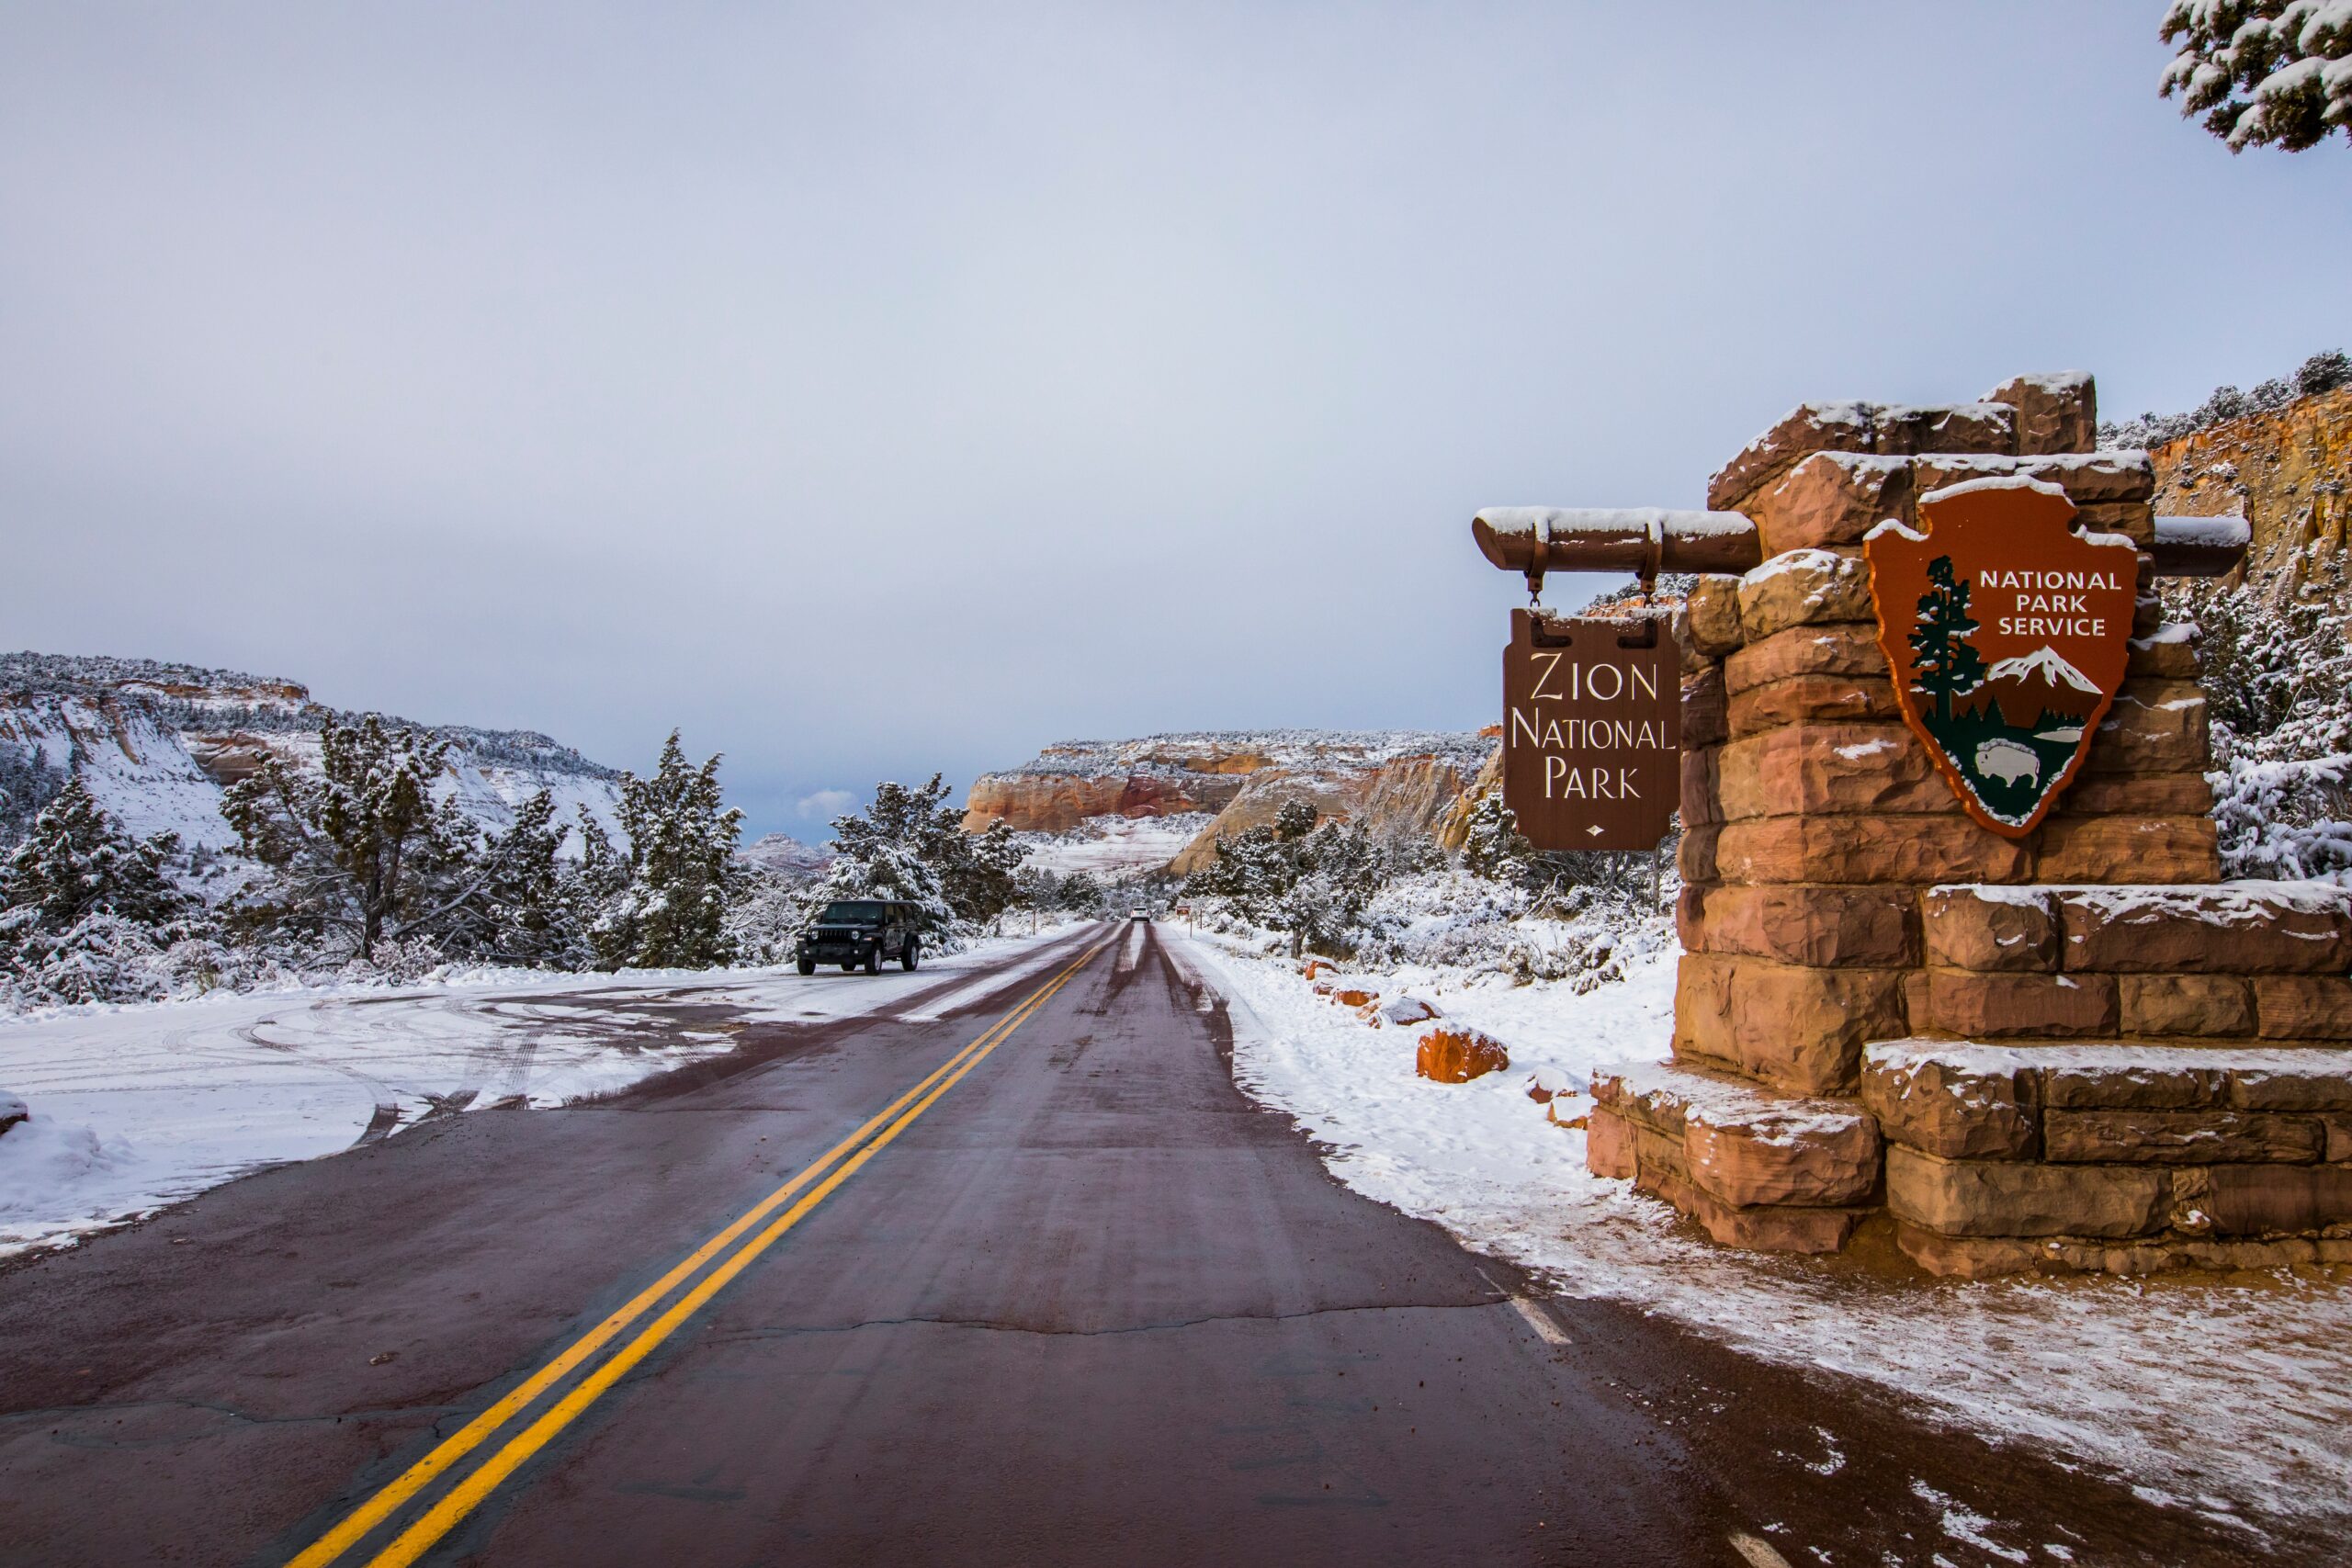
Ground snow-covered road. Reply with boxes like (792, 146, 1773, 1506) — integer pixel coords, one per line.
(0, 931, 1075, 1261)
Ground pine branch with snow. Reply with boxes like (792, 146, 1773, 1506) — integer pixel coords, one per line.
(2161, 0, 2352, 152)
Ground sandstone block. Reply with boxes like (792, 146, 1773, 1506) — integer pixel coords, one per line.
(1332, 987, 1378, 1009)
(1682, 669, 1728, 749)
(1714, 815, 2031, 886)
(1708, 400, 1878, 513)
(2071, 500, 2156, 547)
(1669, 953, 1737, 1069)
(1886, 1146, 2166, 1238)
(2227, 1055, 2352, 1111)
(2058, 885, 2352, 975)
(1916, 452, 2155, 506)
(1675, 884, 1711, 953)
(1677, 822, 1721, 885)
(1683, 575, 1743, 658)
(1877, 401, 2017, 457)
(1750, 451, 1915, 555)
(2328, 1115, 2352, 1162)
(1724, 625, 1886, 693)
(1684, 1186, 1867, 1254)
(2043, 1058, 2226, 1110)
(1680, 746, 1722, 828)
(1696, 883, 1916, 967)
(2196, 1163, 2352, 1235)
(1416, 1026, 1509, 1084)
(1716, 724, 1949, 819)
(1686, 1111, 1881, 1207)
(1631, 1123, 1690, 1194)
(2085, 682, 2209, 775)
(1726, 674, 1901, 737)
(1981, 370, 2096, 456)
(2064, 773, 2213, 816)
(1922, 886, 2058, 973)
(1736, 548, 1871, 641)
(1725, 960, 1905, 1094)
(2125, 625, 2201, 681)
(1378, 996, 1441, 1028)
(1861, 1043, 2038, 1159)
(2255, 976, 2352, 1040)
(1894, 1224, 2044, 1279)
(2120, 975, 2255, 1036)
(1587, 1106, 1635, 1179)
(2043, 1109, 2324, 1165)
(1926, 971, 2118, 1037)
(2032, 817, 2220, 886)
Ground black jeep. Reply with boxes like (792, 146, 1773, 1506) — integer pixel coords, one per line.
(795, 899, 922, 976)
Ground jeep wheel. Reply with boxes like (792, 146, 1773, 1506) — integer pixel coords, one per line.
(863, 945, 882, 975)
(796, 956, 815, 976)
(900, 939, 920, 973)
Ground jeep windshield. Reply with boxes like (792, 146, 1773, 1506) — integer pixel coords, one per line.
(817, 902, 887, 925)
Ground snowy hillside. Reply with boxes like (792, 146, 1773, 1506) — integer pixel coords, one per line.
(0, 652, 625, 858)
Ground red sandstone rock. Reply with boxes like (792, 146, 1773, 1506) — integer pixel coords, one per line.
(2083, 682, 2210, 775)
(1681, 669, 1728, 750)
(1981, 371, 2097, 457)
(2254, 976, 2352, 1040)
(1726, 674, 1901, 737)
(2030, 817, 2220, 885)
(1683, 575, 1744, 657)
(1672, 953, 1904, 1094)
(1714, 815, 2031, 886)
(1679, 747, 1722, 828)
(1735, 548, 1872, 641)
(2063, 772, 2214, 816)
(1750, 452, 1916, 555)
(1586, 1107, 1635, 1178)
(2195, 1163, 2352, 1235)
(1415, 1027, 1509, 1084)
(1377, 996, 1441, 1028)
(2119, 975, 2255, 1036)
(2057, 885, 2352, 975)
(1925, 971, 2119, 1038)
(1715, 723, 1949, 820)
(2042, 1109, 2324, 1165)
(1861, 1044, 2038, 1160)
(1331, 987, 1379, 1010)
(2042, 1059, 2227, 1110)
(1691, 883, 1916, 968)
(1886, 1146, 2166, 1238)
(1708, 400, 1880, 513)
(1922, 886, 2058, 973)
(1724, 625, 1887, 692)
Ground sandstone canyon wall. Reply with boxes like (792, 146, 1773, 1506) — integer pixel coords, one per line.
(961, 730, 1498, 874)
(2148, 382, 2352, 593)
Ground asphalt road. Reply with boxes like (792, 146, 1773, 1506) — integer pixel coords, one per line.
(0, 922, 2301, 1566)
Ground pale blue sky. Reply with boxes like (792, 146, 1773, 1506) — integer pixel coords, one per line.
(4, 4, 2346, 836)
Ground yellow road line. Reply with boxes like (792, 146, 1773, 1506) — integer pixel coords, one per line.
(287, 932, 1109, 1568)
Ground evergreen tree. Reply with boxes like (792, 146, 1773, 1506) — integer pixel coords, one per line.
(2162, 1, 2352, 152)
(0, 778, 205, 1005)
(593, 732, 745, 969)
(1908, 556, 1987, 725)
(452, 791, 584, 967)
(820, 775, 1024, 934)
(1460, 793, 1537, 882)
(221, 714, 479, 960)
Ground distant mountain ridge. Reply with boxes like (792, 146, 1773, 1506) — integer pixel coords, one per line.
(0, 650, 624, 857)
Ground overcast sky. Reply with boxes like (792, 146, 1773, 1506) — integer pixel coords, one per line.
(4, 4, 2346, 839)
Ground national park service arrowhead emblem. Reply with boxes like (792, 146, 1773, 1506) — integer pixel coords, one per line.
(1865, 477, 2138, 839)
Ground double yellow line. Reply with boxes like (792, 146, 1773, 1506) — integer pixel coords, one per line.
(288, 933, 1111, 1568)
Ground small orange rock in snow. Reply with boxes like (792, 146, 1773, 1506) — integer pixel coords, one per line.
(1415, 1027, 1510, 1084)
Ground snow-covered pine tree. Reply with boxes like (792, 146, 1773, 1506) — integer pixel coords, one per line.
(2161, 1, 2352, 152)
(450, 790, 586, 967)
(593, 731, 745, 970)
(1459, 793, 1536, 882)
(221, 714, 480, 961)
(817, 775, 1026, 939)
(0, 777, 205, 1004)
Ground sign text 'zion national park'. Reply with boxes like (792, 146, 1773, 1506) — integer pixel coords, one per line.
(1500, 608, 1680, 852)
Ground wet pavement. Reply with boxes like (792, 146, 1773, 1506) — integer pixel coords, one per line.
(0, 922, 2298, 1566)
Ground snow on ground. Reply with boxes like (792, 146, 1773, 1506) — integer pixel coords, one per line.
(0, 930, 1074, 1262)
(1174, 931, 2352, 1543)
(1016, 813, 1210, 875)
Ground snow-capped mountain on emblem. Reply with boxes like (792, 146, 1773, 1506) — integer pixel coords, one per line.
(1864, 478, 2137, 837)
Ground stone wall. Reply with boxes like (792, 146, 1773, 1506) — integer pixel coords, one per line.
(1587, 370, 2352, 1278)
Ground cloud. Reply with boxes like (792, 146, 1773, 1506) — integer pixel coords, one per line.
(795, 789, 856, 823)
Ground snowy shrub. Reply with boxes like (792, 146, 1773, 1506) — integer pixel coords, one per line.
(816, 774, 1026, 951)
(588, 731, 746, 970)
(2102, 348, 2348, 447)
(2167, 558, 2352, 883)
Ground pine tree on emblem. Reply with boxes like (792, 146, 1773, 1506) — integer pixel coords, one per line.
(1909, 556, 1987, 725)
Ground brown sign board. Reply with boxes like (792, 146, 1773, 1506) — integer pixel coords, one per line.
(1865, 477, 2137, 839)
(1500, 608, 1680, 852)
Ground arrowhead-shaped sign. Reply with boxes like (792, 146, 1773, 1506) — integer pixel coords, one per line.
(1864, 477, 2138, 839)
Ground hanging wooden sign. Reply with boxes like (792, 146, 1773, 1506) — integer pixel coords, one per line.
(1864, 477, 2138, 839)
(1500, 608, 1680, 851)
